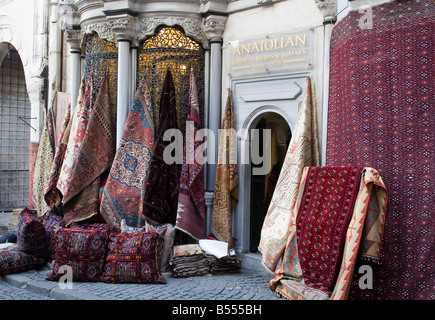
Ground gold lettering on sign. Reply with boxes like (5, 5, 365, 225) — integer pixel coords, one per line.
(230, 32, 311, 74)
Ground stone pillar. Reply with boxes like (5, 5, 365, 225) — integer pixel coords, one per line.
(130, 43, 138, 105)
(48, 0, 62, 112)
(204, 14, 227, 191)
(203, 14, 227, 235)
(110, 16, 135, 149)
(316, 0, 337, 165)
(65, 29, 82, 116)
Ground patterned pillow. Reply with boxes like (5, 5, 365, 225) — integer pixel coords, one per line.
(70, 222, 120, 235)
(17, 208, 48, 258)
(101, 229, 167, 284)
(0, 246, 45, 276)
(46, 228, 109, 282)
(121, 221, 175, 272)
(42, 210, 65, 260)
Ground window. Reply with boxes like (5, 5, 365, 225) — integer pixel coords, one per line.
(137, 26, 205, 134)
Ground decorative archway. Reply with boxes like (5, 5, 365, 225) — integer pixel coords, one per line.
(0, 47, 32, 211)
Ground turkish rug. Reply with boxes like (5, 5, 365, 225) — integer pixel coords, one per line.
(258, 76, 320, 273)
(174, 68, 206, 240)
(32, 106, 56, 216)
(99, 75, 155, 228)
(211, 89, 239, 245)
(142, 69, 180, 225)
(326, 0, 434, 300)
(269, 167, 387, 300)
(57, 75, 93, 202)
(62, 76, 115, 226)
(44, 102, 71, 208)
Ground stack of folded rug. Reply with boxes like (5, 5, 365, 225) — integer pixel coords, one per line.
(170, 244, 209, 278)
(199, 239, 242, 274)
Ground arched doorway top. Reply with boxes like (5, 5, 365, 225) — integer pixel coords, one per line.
(240, 105, 294, 140)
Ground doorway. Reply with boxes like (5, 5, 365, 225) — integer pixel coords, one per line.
(249, 113, 291, 253)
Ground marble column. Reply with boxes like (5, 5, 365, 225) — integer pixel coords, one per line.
(203, 14, 227, 235)
(110, 15, 135, 149)
(65, 29, 82, 116)
(316, 0, 337, 165)
(204, 14, 227, 191)
(116, 40, 131, 148)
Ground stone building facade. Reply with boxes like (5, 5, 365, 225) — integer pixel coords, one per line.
(1, 0, 433, 300)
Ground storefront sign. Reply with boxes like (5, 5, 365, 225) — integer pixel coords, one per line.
(228, 29, 313, 77)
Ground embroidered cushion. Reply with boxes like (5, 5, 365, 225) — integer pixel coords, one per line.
(0, 246, 45, 276)
(70, 222, 120, 235)
(42, 210, 65, 260)
(17, 208, 48, 258)
(101, 228, 167, 284)
(47, 228, 109, 282)
(122, 222, 175, 272)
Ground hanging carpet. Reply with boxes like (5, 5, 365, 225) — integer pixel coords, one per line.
(211, 88, 239, 245)
(32, 106, 56, 216)
(100, 75, 155, 228)
(269, 166, 387, 300)
(258, 76, 320, 273)
(44, 102, 71, 208)
(56, 75, 93, 202)
(62, 76, 115, 226)
(174, 68, 206, 240)
(326, 0, 434, 300)
(142, 69, 180, 226)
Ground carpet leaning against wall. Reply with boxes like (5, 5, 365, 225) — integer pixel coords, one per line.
(326, 0, 434, 300)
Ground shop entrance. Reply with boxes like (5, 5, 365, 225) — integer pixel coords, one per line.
(249, 113, 290, 253)
(230, 75, 307, 271)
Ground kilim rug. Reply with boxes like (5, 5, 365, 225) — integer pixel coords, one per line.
(100, 75, 155, 228)
(259, 76, 320, 273)
(142, 69, 180, 226)
(32, 106, 56, 216)
(174, 68, 206, 240)
(44, 102, 71, 208)
(327, 0, 434, 300)
(211, 88, 239, 245)
(270, 167, 387, 300)
(57, 75, 92, 202)
(62, 76, 115, 226)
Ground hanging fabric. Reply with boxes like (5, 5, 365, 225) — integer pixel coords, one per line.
(99, 75, 155, 228)
(142, 69, 180, 225)
(62, 75, 115, 225)
(258, 76, 320, 274)
(57, 74, 93, 202)
(32, 106, 56, 216)
(174, 68, 206, 240)
(211, 88, 239, 245)
(44, 102, 71, 208)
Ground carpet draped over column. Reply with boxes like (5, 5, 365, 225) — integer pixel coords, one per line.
(100, 75, 156, 228)
(142, 69, 180, 226)
(211, 88, 239, 245)
(174, 68, 206, 240)
(60, 76, 115, 226)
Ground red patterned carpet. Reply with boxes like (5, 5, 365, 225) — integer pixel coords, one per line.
(326, 0, 434, 300)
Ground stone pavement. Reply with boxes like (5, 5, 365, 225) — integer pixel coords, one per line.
(0, 264, 282, 301)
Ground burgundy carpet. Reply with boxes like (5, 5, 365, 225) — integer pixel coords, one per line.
(327, 0, 434, 300)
